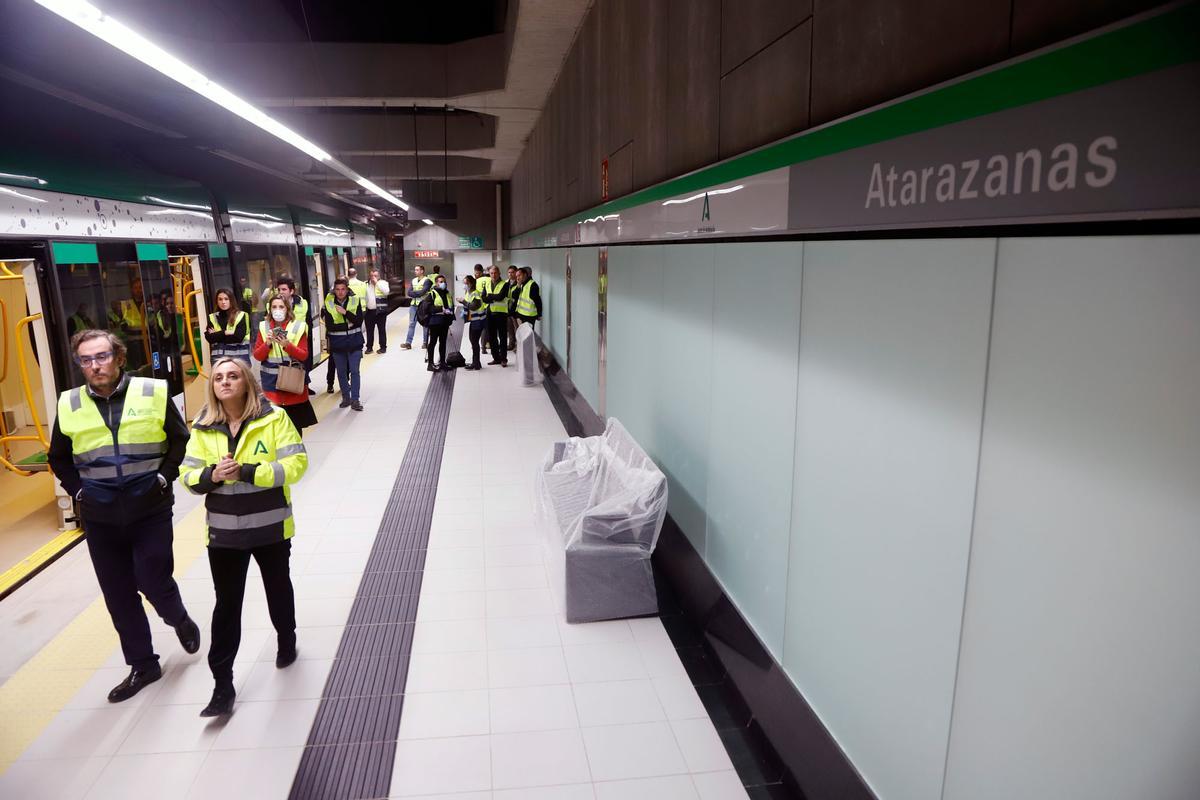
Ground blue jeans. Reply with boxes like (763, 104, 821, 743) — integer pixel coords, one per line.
(331, 349, 362, 402)
(406, 306, 428, 346)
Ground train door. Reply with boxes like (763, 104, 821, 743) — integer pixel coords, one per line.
(304, 247, 325, 365)
(134, 243, 185, 414)
(169, 249, 208, 420)
(0, 244, 75, 588)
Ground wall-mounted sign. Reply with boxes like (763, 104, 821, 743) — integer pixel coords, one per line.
(601, 159, 609, 202)
(457, 236, 484, 249)
(412, 250, 440, 258)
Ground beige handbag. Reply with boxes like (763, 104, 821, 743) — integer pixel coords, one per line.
(275, 361, 306, 394)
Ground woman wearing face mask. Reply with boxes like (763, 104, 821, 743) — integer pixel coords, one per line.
(252, 296, 317, 434)
(204, 288, 251, 365)
(179, 358, 308, 717)
(425, 275, 454, 372)
(458, 275, 487, 370)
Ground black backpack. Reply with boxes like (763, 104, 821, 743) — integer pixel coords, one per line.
(415, 294, 434, 326)
(445, 352, 466, 369)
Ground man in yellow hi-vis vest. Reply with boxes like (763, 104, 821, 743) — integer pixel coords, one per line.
(46, 329, 199, 703)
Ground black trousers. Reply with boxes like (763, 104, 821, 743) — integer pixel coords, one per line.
(84, 509, 187, 671)
(426, 321, 449, 366)
(326, 352, 336, 388)
(468, 319, 486, 367)
(488, 313, 509, 363)
(208, 539, 295, 685)
(365, 308, 388, 350)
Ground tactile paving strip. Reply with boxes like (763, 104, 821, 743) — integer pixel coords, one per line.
(289, 327, 460, 800)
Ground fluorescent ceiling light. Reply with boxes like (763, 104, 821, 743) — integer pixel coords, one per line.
(422, 219, 434, 225)
(353, 177, 409, 211)
(0, 186, 47, 202)
(35, 0, 332, 162)
(147, 209, 211, 219)
(0, 172, 48, 185)
(661, 184, 744, 206)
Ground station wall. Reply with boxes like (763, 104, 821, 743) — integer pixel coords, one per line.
(512, 233, 1200, 800)
(508, 0, 1167, 235)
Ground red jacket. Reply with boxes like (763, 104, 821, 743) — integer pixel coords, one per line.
(252, 321, 309, 406)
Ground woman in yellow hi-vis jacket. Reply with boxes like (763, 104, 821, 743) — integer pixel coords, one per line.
(178, 357, 308, 717)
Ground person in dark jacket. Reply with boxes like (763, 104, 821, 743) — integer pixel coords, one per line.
(321, 277, 365, 410)
(425, 274, 455, 372)
(205, 288, 252, 365)
(482, 265, 510, 367)
(46, 329, 200, 703)
(513, 267, 543, 329)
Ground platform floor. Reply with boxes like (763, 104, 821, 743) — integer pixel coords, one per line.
(0, 314, 747, 800)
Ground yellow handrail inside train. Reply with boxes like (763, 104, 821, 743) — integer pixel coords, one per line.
(0, 296, 8, 383)
(183, 289, 206, 378)
(15, 313, 50, 449)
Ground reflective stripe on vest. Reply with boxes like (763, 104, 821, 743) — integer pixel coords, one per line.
(515, 281, 538, 317)
(488, 280, 510, 314)
(372, 283, 388, 309)
(466, 290, 487, 321)
(56, 377, 168, 488)
(324, 293, 363, 335)
(209, 311, 250, 361)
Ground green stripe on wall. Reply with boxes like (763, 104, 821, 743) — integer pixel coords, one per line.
(305, 246, 315, 256)
(135, 242, 168, 262)
(324, 247, 335, 256)
(208, 243, 229, 259)
(516, 2, 1200, 239)
(50, 241, 98, 264)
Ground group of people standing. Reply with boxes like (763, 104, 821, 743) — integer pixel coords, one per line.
(48, 330, 307, 718)
(403, 262, 542, 372)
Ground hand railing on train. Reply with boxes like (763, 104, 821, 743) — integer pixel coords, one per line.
(0, 313, 51, 476)
(182, 289, 207, 379)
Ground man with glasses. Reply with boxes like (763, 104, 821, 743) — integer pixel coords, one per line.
(47, 330, 199, 702)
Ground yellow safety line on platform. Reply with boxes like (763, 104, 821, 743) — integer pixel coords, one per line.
(0, 528, 84, 598)
(0, 344, 392, 773)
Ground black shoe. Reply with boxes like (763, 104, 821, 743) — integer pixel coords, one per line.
(487, 359, 501, 365)
(174, 615, 201, 655)
(276, 643, 298, 669)
(108, 665, 162, 703)
(364, 347, 373, 354)
(351, 401, 363, 412)
(400, 343, 412, 350)
(326, 385, 335, 394)
(501, 360, 509, 367)
(199, 684, 235, 717)
(377, 348, 387, 354)
(339, 399, 352, 408)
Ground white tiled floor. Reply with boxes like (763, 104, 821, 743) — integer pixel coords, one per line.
(388, 351, 747, 799)
(1, 317, 748, 799)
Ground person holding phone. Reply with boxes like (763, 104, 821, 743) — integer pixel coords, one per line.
(253, 295, 317, 435)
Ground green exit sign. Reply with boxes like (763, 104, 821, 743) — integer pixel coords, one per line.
(458, 236, 483, 249)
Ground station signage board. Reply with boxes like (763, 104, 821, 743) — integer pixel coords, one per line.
(412, 250, 440, 258)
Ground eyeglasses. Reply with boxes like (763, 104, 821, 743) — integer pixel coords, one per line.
(76, 351, 114, 368)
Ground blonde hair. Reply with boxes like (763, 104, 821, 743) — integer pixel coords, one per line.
(195, 358, 265, 426)
(268, 294, 294, 325)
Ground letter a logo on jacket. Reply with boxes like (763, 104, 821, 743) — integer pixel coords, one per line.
(253, 440, 268, 455)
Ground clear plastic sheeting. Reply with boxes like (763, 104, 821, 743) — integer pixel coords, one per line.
(514, 323, 544, 386)
(536, 419, 668, 623)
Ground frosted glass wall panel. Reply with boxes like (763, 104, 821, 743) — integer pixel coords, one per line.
(606, 246, 665, 448)
(651, 245, 716, 553)
(570, 247, 600, 412)
(943, 236, 1200, 800)
(704, 242, 804, 656)
(784, 239, 996, 800)
(541, 249, 568, 365)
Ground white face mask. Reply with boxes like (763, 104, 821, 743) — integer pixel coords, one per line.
(272, 309, 287, 323)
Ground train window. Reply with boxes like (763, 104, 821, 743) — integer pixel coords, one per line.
(233, 244, 299, 337)
(57, 245, 150, 385)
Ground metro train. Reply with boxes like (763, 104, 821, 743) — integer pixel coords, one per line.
(0, 184, 393, 594)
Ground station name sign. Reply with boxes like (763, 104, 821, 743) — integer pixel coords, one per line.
(412, 250, 440, 258)
(788, 64, 1200, 232)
